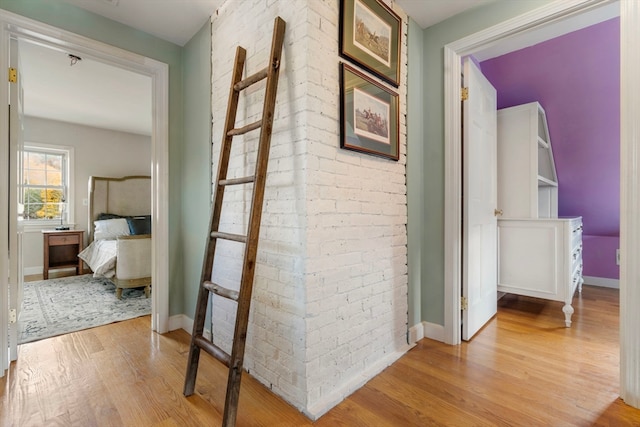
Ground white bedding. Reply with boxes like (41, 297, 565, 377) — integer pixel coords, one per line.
(78, 239, 118, 278)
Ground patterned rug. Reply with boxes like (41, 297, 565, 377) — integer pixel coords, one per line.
(19, 274, 151, 344)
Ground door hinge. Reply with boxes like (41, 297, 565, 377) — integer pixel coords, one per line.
(9, 308, 17, 324)
(461, 87, 469, 101)
(8, 67, 17, 83)
(461, 296, 468, 311)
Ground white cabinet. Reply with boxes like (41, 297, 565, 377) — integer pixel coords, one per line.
(497, 102, 558, 219)
(497, 102, 583, 326)
(498, 217, 583, 326)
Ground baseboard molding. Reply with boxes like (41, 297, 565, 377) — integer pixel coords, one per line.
(408, 322, 424, 344)
(423, 321, 445, 342)
(169, 314, 189, 332)
(170, 314, 211, 338)
(24, 266, 42, 276)
(409, 321, 446, 343)
(583, 276, 619, 289)
(304, 342, 413, 420)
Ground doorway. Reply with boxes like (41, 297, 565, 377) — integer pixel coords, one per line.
(0, 11, 170, 374)
(19, 38, 153, 343)
(443, 0, 640, 408)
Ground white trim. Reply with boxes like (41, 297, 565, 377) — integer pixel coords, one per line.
(150, 55, 170, 334)
(620, 0, 640, 408)
(443, 0, 613, 345)
(423, 321, 445, 343)
(583, 276, 620, 289)
(23, 266, 42, 276)
(444, 0, 638, 408)
(0, 10, 170, 362)
(169, 313, 191, 333)
(0, 19, 9, 377)
(409, 321, 445, 343)
(408, 321, 424, 344)
(171, 314, 210, 338)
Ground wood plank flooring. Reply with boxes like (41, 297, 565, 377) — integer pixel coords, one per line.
(1, 285, 639, 426)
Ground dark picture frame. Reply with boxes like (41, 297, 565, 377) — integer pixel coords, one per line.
(340, 63, 399, 161)
(339, 0, 402, 87)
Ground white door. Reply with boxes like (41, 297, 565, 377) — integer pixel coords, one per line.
(8, 36, 24, 361)
(462, 57, 497, 341)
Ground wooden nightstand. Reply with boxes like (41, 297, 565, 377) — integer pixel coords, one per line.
(42, 230, 85, 280)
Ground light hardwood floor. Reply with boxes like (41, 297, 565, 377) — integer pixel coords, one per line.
(1, 285, 639, 426)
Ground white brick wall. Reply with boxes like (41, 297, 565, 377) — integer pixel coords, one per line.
(209, 0, 408, 418)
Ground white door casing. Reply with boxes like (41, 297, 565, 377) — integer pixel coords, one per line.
(8, 36, 24, 361)
(462, 57, 497, 341)
(0, 9, 170, 377)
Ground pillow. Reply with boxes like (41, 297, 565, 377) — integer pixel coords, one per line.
(126, 215, 152, 235)
(94, 218, 131, 240)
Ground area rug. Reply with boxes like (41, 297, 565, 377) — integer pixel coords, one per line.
(19, 274, 151, 344)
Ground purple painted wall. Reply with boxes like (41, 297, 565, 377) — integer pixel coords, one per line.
(481, 18, 620, 280)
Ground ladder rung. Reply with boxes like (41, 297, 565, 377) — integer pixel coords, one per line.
(234, 67, 268, 91)
(219, 175, 255, 186)
(211, 231, 247, 243)
(227, 120, 261, 136)
(194, 335, 231, 367)
(203, 280, 239, 301)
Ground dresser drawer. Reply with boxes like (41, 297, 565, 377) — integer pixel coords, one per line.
(571, 267, 582, 293)
(49, 234, 80, 246)
(570, 221, 583, 249)
(571, 243, 583, 267)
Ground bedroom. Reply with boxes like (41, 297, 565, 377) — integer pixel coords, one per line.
(17, 39, 154, 343)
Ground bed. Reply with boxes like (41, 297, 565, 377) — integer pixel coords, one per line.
(78, 175, 152, 299)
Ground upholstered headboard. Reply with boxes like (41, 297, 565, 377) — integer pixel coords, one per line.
(88, 175, 151, 242)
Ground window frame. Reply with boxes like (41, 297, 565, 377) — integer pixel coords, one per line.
(20, 142, 75, 232)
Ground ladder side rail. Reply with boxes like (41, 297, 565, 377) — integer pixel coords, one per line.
(184, 46, 247, 397)
(221, 16, 287, 427)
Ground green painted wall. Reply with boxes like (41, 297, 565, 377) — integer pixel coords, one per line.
(0, 0, 185, 316)
(406, 17, 423, 329)
(181, 21, 212, 319)
(414, 0, 553, 325)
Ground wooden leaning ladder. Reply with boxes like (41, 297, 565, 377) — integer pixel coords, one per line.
(183, 16, 286, 427)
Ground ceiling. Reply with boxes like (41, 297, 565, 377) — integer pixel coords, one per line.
(63, 0, 222, 47)
(20, 40, 152, 136)
(21, 0, 618, 137)
(395, 0, 497, 29)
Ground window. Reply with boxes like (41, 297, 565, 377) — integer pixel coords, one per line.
(20, 144, 73, 225)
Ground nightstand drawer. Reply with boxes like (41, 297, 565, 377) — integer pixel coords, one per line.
(49, 235, 80, 246)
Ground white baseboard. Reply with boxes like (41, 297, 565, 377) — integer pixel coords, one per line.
(583, 276, 619, 289)
(408, 322, 424, 344)
(169, 314, 211, 338)
(24, 266, 42, 276)
(424, 321, 445, 342)
(409, 321, 445, 343)
(169, 314, 189, 332)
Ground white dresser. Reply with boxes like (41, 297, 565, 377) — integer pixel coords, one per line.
(497, 102, 583, 327)
(498, 217, 583, 326)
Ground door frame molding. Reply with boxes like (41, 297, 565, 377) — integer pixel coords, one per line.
(443, 0, 640, 407)
(0, 9, 170, 374)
